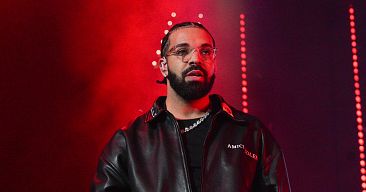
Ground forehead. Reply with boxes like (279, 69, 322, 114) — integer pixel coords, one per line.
(168, 27, 214, 48)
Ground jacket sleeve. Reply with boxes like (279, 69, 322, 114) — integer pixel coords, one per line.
(253, 122, 291, 192)
(91, 129, 131, 192)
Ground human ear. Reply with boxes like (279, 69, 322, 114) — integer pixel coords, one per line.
(159, 57, 168, 77)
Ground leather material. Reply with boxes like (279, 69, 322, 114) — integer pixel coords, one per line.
(91, 94, 291, 192)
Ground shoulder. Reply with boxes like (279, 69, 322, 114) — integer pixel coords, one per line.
(117, 113, 150, 136)
(102, 114, 147, 158)
(212, 95, 282, 149)
(210, 94, 260, 124)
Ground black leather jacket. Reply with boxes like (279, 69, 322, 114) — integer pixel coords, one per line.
(91, 95, 291, 192)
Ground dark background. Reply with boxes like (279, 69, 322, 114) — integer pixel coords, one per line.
(1, 0, 365, 191)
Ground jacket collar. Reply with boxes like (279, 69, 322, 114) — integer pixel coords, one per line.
(144, 96, 167, 123)
(144, 94, 244, 123)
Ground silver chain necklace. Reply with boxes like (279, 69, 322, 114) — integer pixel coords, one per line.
(180, 111, 210, 133)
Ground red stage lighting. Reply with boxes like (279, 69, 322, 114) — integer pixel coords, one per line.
(349, 6, 365, 191)
(240, 13, 249, 113)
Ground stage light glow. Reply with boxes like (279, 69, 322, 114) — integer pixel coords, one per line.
(358, 118, 363, 124)
(353, 48, 358, 54)
(356, 96, 361, 102)
(357, 103, 362, 109)
(358, 111, 363, 116)
(349, 7, 355, 14)
(350, 7, 365, 190)
(356, 90, 360, 96)
(240, 13, 249, 113)
(355, 76, 360, 81)
(355, 82, 360, 88)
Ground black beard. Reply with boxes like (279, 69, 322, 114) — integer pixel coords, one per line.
(167, 66, 215, 101)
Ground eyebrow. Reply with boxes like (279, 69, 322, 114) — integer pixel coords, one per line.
(200, 43, 214, 48)
(172, 43, 214, 49)
(172, 43, 189, 49)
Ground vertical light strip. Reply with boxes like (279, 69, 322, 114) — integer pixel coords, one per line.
(348, 6, 365, 191)
(240, 13, 248, 113)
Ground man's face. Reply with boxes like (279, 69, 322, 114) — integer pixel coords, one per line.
(165, 27, 216, 100)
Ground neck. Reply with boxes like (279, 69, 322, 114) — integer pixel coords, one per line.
(166, 86, 210, 120)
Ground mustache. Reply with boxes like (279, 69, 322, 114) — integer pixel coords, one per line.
(182, 66, 207, 77)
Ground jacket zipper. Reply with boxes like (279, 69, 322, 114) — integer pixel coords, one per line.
(200, 113, 219, 192)
(168, 113, 193, 192)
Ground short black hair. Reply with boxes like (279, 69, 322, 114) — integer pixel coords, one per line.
(157, 22, 215, 84)
(160, 22, 216, 58)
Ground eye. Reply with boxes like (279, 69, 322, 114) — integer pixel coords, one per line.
(174, 48, 189, 56)
(200, 48, 213, 55)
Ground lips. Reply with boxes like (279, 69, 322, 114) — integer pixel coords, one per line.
(185, 70, 204, 77)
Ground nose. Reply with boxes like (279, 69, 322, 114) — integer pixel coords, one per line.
(185, 49, 202, 65)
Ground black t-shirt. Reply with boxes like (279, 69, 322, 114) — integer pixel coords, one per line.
(177, 114, 212, 192)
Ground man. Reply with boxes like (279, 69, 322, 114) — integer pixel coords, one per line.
(92, 22, 291, 192)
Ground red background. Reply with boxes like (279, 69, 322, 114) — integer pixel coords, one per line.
(1, 0, 365, 191)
